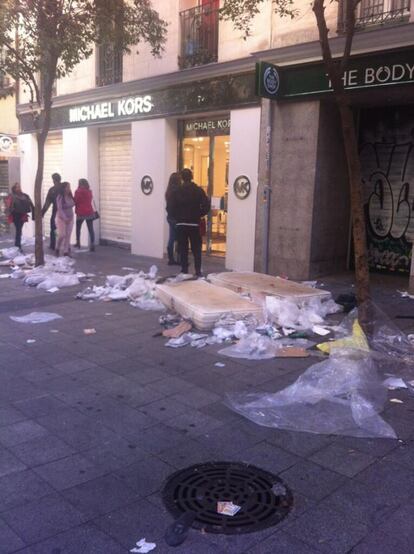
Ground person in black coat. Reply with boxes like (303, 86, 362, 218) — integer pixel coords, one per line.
(169, 168, 210, 277)
(42, 173, 64, 251)
(5, 183, 34, 251)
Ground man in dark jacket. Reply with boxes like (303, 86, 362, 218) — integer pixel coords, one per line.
(42, 173, 63, 250)
(169, 168, 210, 277)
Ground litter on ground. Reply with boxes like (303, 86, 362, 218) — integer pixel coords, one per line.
(83, 328, 96, 335)
(10, 312, 63, 324)
(217, 501, 241, 516)
(130, 538, 157, 553)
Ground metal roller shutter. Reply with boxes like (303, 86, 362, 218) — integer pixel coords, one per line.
(42, 133, 63, 237)
(99, 127, 132, 244)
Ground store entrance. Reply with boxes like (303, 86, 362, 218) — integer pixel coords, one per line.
(180, 117, 230, 255)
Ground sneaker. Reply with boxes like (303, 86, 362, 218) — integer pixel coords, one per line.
(164, 511, 195, 547)
(89, 245, 95, 252)
(74, 243, 81, 249)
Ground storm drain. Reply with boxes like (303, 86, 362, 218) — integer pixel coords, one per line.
(162, 461, 293, 535)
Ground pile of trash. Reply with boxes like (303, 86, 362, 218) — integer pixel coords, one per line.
(77, 265, 165, 311)
(160, 295, 341, 357)
(225, 302, 414, 440)
(0, 247, 93, 292)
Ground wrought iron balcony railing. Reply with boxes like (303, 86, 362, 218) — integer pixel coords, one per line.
(179, 1, 219, 70)
(96, 43, 123, 87)
(356, 2, 411, 28)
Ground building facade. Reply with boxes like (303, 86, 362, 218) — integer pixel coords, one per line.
(0, 54, 19, 232)
(16, 0, 414, 280)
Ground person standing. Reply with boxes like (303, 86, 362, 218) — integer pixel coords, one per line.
(74, 178, 96, 252)
(56, 182, 75, 257)
(169, 168, 210, 277)
(42, 173, 63, 251)
(165, 172, 181, 265)
(5, 183, 34, 251)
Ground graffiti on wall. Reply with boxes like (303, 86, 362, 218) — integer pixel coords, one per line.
(360, 107, 414, 273)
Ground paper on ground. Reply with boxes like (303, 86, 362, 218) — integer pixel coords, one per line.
(217, 501, 241, 516)
(383, 377, 407, 390)
(10, 312, 63, 324)
(130, 538, 156, 553)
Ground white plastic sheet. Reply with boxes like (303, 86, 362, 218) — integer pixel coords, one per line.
(227, 349, 397, 439)
(10, 312, 63, 324)
(265, 296, 341, 330)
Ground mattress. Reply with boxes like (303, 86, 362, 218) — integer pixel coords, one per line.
(156, 280, 263, 331)
(208, 271, 330, 301)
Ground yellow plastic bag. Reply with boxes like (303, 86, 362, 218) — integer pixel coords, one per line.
(317, 320, 369, 354)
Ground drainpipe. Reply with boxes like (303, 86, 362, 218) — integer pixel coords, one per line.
(262, 98, 273, 274)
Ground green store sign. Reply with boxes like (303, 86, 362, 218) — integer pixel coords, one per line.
(256, 48, 414, 99)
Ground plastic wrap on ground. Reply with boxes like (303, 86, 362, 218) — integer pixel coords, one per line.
(10, 312, 63, 324)
(265, 296, 342, 330)
(226, 349, 397, 438)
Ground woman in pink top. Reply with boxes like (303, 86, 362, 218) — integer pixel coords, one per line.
(56, 182, 75, 256)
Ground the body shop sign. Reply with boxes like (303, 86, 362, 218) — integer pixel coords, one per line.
(69, 95, 153, 123)
(257, 48, 414, 99)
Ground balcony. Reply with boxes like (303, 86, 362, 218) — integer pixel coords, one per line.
(355, 0, 411, 29)
(179, 1, 219, 70)
(96, 43, 123, 87)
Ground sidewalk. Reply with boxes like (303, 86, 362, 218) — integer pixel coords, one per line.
(0, 240, 413, 553)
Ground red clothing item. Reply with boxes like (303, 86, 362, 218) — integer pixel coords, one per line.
(74, 188, 94, 217)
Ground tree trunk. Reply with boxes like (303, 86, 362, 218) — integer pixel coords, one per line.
(337, 99, 370, 306)
(34, 133, 46, 266)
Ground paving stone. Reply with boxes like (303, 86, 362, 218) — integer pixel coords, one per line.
(33, 453, 108, 491)
(80, 436, 147, 472)
(240, 442, 299, 475)
(130, 423, 188, 455)
(13, 394, 68, 418)
(280, 460, 348, 501)
(171, 386, 222, 408)
(114, 455, 174, 497)
(53, 358, 99, 374)
(0, 420, 49, 447)
(93, 498, 169, 549)
(266, 430, 334, 457)
(14, 522, 125, 554)
(330, 435, 399, 457)
(355, 459, 414, 502)
(0, 446, 27, 477)
(0, 469, 54, 511)
(319, 478, 398, 529)
(383, 439, 414, 470)
(139, 397, 189, 422)
(309, 442, 376, 477)
(247, 530, 322, 553)
(284, 503, 369, 553)
(352, 502, 414, 553)
(0, 406, 26, 427)
(62, 474, 140, 519)
(168, 408, 225, 438)
(196, 424, 263, 457)
(8, 434, 75, 467)
(0, 517, 26, 554)
(158, 438, 217, 469)
(2, 493, 86, 545)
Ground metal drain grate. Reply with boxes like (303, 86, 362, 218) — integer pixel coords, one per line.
(162, 461, 293, 535)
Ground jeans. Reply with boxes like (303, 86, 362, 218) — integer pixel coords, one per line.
(76, 218, 95, 246)
(176, 225, 202, 275)
(167, 217, 177, 262)
(12, 214, 24, 248)
(50, 213, 57, 250)
(56, 216, 74, 256)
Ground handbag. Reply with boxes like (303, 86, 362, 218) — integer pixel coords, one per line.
(92, 198, 100, 220)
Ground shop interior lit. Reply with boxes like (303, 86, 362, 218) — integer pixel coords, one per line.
(182, 135, 229, 255)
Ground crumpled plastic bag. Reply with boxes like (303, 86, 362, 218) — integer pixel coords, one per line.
(226, 349, 396, 439)
(219, 332, 281, 360)
(317, 319, 369, 354)
(10, 312, 63, 324)
(265, 296, 341, 330)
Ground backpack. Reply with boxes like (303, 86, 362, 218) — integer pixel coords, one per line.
(12, 194, 32, 214)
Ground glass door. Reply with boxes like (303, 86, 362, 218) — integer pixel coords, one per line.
(182, 134, 229, 255)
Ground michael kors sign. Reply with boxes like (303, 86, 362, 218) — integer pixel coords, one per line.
(69, 95, 153, 123)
